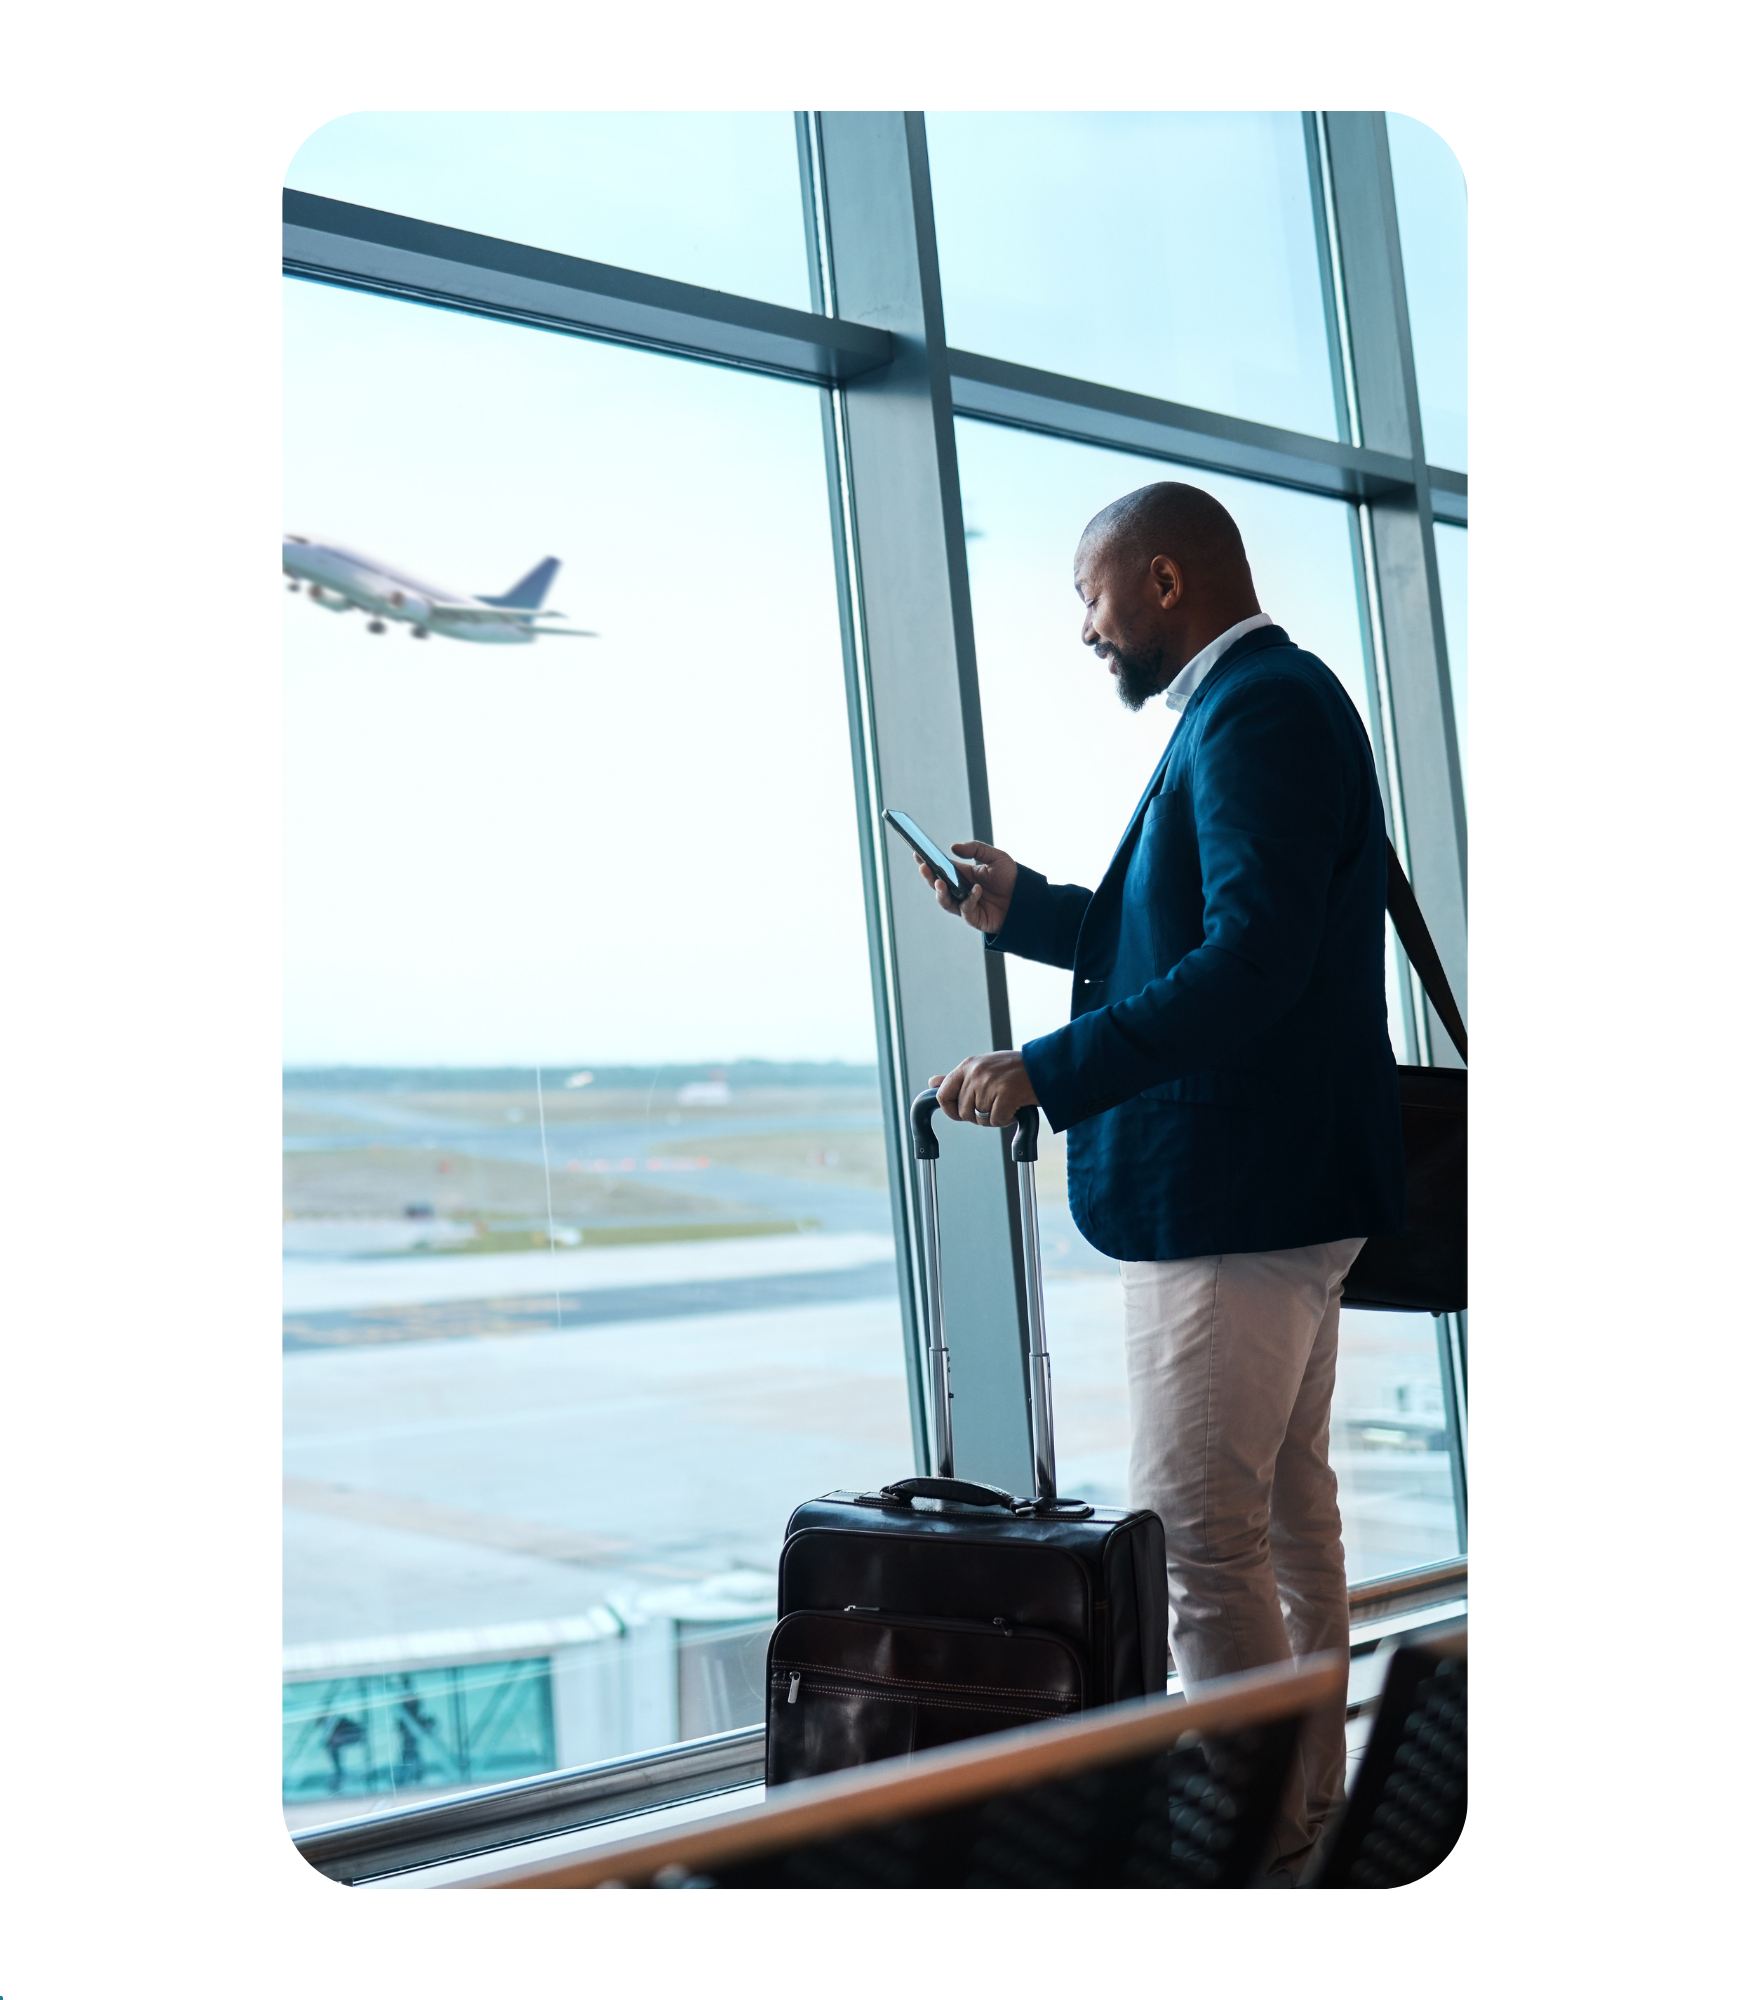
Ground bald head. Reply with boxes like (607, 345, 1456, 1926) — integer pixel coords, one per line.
(1074, 482, 1263, 710)
(1078, 482, 1254, 597)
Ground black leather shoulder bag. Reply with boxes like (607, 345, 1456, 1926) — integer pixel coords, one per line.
(1343, 850, 1468, 1315)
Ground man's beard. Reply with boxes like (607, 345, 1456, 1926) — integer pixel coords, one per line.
(1104, 640, 1169, 712)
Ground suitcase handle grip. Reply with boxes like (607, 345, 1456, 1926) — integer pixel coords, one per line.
(908, 1087, 1040, 1163)
(882, 1477, 1020, 1512)
(910, 1086, 942, 1160)
(1011, 1105, 1040, 1163)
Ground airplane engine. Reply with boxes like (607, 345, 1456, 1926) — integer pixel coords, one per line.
(309, 586, 352, 612)
(386, 588, 432, 624)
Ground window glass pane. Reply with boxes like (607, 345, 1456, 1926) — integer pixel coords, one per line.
(956, 419, 1459, 1578)
(283, 280, 902, 1822)
(286, 112, 810, 310)
(1329, 1311, 1462, 1579)
(1386, 114, 1467, 472)
(1433, 521, 1468, 795)
(927, 113, 1339, 441)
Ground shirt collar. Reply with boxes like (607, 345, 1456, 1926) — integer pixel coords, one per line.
(1162, 611, 1274, 713)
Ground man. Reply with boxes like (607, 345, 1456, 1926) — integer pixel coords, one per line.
(922, 481, 1406, 1879)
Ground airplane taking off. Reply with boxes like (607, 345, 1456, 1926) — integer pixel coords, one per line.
(283, 537, 598, 644)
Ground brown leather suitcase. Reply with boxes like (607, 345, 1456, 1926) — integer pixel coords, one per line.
(765, 1091, 1171, 1786)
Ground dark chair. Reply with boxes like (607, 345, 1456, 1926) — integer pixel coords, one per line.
(483, 1653, 1346, 1889)
(1308, 1625, 1466, 1888)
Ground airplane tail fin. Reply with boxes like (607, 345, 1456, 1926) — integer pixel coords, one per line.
(480, 557, 560, 610)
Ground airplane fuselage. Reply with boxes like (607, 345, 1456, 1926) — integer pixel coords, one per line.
(283, 538, 545, 643)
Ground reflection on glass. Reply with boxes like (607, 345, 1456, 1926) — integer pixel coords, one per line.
(956, 417, 1458, 1579)
(927, 113, 1338, 439)
(283, 1661, 553, 1805)
(1386, 114, 1467, 472)
(1433, 521, 1468, 796)
(283, 279, 905, 1822)
(286, 112, 810, 309)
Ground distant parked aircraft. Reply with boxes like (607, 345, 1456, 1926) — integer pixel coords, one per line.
(283, 537, 598, 644)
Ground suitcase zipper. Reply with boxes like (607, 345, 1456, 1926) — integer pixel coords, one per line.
(771, 1662, 1076, 1722)
(844, 1605, 1008, 1633)
(770, 1608, 1086, 1722)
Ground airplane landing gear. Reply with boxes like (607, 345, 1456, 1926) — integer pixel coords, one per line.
(368, 619, 387, 634)
(411, 627, 429, 640)
(287, 580, 301, 592)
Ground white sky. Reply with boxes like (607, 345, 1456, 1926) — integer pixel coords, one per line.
(929, 111, 1338, 440)
(283, 280, 876, 1067)
(1387, 112, 1468, 473)
(284, 113, 1463, 1069)
(287, 111, 810, 310)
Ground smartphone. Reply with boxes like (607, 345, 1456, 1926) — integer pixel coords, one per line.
(883, 808, 972, 904)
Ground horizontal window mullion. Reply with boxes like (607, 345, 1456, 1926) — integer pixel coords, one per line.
(947, 346, 1467, 508)
(283, 190, 893, 388)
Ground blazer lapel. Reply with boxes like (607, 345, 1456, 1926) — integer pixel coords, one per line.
(1093, 624, 1292, 896)
(1107, 738, 1175, 869)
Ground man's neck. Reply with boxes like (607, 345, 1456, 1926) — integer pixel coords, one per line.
(1168, 603, 1264, 676)
(1159, 609, 1273, 714)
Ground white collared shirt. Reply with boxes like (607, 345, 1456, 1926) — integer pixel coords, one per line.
(1162, 611, 1274, 713)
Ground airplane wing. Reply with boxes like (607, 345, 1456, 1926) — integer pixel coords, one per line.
(427, 602, 590, 626)
(424, 602, 537, 621)
(428, 604, 604, 636)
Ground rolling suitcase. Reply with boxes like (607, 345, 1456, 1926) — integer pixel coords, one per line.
(764, 1087, 1171, 1786)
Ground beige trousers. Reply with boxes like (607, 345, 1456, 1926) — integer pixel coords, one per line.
(1121, 1236, 1364, 1867)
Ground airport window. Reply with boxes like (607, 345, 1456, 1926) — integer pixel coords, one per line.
(285, 111, 812, 311)
(1384, 113, 1467, 472)
(1434, 520, 1468, 796)
(927, 112, 1341, 440)
(283, 276, 904, 1821)
(284, 109, 1467, 1837)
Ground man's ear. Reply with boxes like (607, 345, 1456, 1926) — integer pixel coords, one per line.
(1150, 555, 1184, 610)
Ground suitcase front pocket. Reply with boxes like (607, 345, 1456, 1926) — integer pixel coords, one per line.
(765, 1610, 1084, 1786)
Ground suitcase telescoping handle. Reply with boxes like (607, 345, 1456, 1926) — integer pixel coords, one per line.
(909, 1087, 1063, 1509)
(909, 1088, 956, 1482)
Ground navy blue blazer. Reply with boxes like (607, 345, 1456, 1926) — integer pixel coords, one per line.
(989, 624, 1407, 1263)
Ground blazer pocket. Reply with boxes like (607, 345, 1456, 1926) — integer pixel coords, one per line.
(1123, 811, 1160, 891)
(1122, 798, 1175, 960)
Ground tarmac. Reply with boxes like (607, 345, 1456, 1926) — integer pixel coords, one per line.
(284, 1218, 1456, 1651)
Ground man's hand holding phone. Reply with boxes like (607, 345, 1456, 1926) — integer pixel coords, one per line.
(883, 809, 1017, 936)
(920, 839, 1016, 936)
(882, 811, 1018, 937)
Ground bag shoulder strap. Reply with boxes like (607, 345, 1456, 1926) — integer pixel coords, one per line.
(1385, 845, 1469, 1066)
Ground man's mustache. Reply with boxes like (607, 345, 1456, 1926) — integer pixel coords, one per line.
(1098, 641, 1149, 672)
